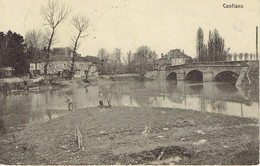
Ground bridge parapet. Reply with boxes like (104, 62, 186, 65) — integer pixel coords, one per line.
(146, 60, 258, 84)
(166, 61, 256, 70)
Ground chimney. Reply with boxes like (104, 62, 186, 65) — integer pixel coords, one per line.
(182, 49, 184, 53)
(161, 53, 163, 58)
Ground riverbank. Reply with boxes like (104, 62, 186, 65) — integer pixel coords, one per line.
(100, 73, 153, 82)
(0, 77, 91, 95)
(0, 106, 258, 165)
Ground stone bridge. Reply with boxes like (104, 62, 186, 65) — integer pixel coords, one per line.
(145, 61, 258, 85)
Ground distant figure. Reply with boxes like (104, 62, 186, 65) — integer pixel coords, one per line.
(15, 83, 19, 90)
(107, 90, 112, 108)
(65, 96, 73, 111)
(98, 91, 104, 108)
(24, 81, 28, 91)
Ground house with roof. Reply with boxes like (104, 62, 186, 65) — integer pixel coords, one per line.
(29, 51, 97, 78)
(167, 49, 192, 66)
(156, 49, 192, 69)
(157, 53, 171, 70)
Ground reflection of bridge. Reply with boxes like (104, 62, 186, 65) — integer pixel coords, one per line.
(145, 61, 258, 85)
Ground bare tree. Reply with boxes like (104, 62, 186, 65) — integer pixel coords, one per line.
(239, 53, 244, 61)
(244, 53, 249, 61)
(132, 46, 157, 79)
(25, 29, 46, 49)
(233, 53, 238, 61)
(25, 29, 47, 74)
(126, 51, 132, 72)
(250, 53, 254, 60)
(114, 48, 122, 63)
(41, 0, 71, 74)
(70, 13, 89, 77)
(127, 51, 131, 66)
(97, 48, 109, 64)
(97, 48, 109, 74)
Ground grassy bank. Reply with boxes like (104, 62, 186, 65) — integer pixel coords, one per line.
(0, 106, 258, 165)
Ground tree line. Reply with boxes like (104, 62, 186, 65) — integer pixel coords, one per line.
(0, 0, 159, 78)
(1, 0, 89, 77)
(97, 46, 158, 78)
(196, 27, 230, 62)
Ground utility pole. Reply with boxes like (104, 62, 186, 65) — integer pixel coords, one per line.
(256, 26, 258, 61)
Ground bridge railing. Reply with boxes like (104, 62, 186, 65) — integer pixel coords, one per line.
(191, 60, 258, 65)
(166, 60, 258, 70)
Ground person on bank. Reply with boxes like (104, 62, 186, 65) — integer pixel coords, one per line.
(98, 91, 104, 108)
(107, 90, 112, 108)
(65, 96, 73, 111)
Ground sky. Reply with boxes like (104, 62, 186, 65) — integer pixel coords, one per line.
(0, 0, 259, 58)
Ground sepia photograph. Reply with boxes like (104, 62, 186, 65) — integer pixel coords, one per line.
(0, 0, 259, 165)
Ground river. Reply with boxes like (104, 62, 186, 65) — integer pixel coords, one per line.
(0, 80, 259, 135)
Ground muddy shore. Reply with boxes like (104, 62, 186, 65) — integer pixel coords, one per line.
(0, 106, 258, 165)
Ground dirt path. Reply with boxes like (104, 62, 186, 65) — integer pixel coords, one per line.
(0, 106, 258, 165)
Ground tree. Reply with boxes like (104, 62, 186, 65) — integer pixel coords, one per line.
(25, 29, 47, 49)
(25, 29, 47, 73)
(114, 48, 122, 64)
(97, 48, 109, 65)
(196, 27, 206, 62)
(97, 48, 109, 74)
(207, 29, 228, 61)
(0, 32, 5, 67)
(70, 13, 89, 76)
(111, 48, 124, 74)
(226, 54, 232, 61)
(239, 53, 244, 61)
(132, 45, 157, 78)
(233, 53, 238, 61)
(41, 0, 71, 74)
(250, 53, 254, 60)
(244, 53, 249, 61)
(3, 31, 28, 75)
(127, 51, 131, 66)
(150, 50, 158, 69)
(126, 51, 133, 72)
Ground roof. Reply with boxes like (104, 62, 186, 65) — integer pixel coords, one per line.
(28, 50, 100, 64)
(49, 54, 95, 62)
(158, 57, 168, 60)
(167, 49, 191, 59)
(0, 67, 13, 70)
(50, 54, 71, 61)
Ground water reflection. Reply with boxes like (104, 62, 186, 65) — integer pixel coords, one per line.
(0, 80, 259, 135)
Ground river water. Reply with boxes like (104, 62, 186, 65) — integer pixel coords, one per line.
(0, 80, 259, 135)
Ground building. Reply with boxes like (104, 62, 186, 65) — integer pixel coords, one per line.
(157, 53, 171, 70)
(0, 67, 14, 78)
(167, 49, 192, 66)
(29, 53, 98, 78)
(156, 49, 192, 69)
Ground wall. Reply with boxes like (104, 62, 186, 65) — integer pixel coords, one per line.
(0, 77, 28, 84)
(145, 70, 167, 80)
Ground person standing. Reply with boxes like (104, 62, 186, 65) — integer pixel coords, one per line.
(107, 90, 112, 108)
(65, 96, 73, 111)
(24, 81, 28, 91)
(98, 91, 104, 108)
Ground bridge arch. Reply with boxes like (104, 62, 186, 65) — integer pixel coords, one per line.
(185, 70, 203, 82)
(166, 72, 177, 80)
(214, 71, 239, 84)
